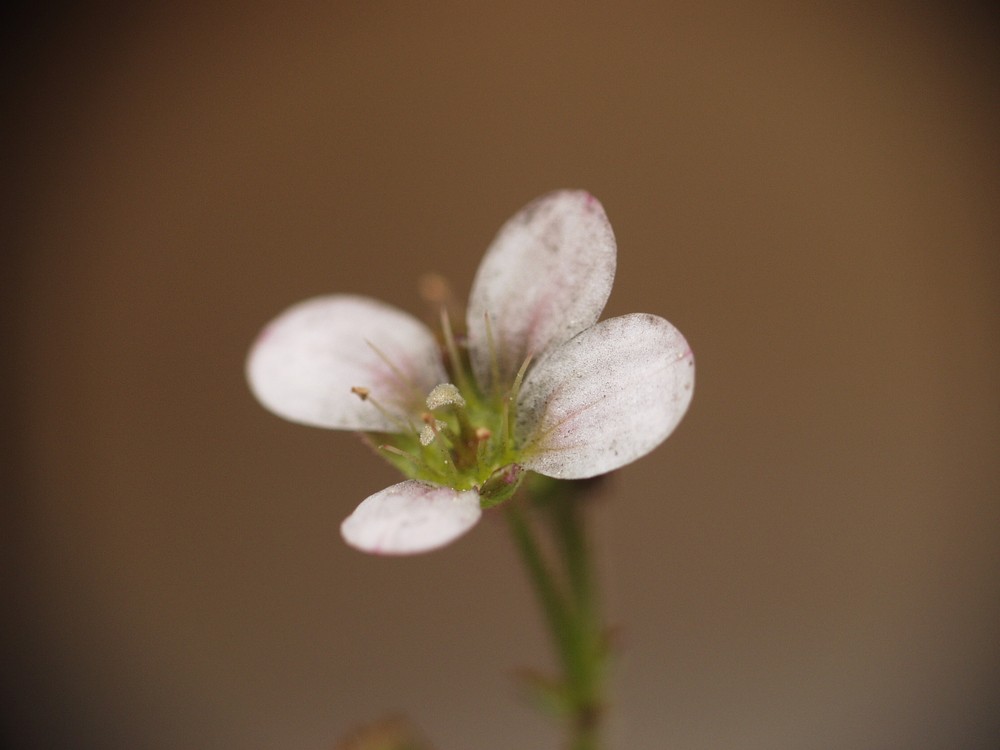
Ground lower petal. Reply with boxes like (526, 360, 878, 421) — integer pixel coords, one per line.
(515, 314, 694, 479)
(340, 480, 482, 554)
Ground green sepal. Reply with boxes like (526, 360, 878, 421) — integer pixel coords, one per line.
(478, 464, 524, 508)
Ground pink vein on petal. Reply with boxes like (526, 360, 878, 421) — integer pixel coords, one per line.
(521, 396, 602, 455)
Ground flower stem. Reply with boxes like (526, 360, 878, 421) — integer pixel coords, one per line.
(505, 477, 607, 750)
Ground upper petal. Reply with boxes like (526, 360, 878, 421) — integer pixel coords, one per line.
(246, 295, 446, 431)
(515, 313, 694, 479)
(340, 480, 482, 555)
(466, 191, 617, 392)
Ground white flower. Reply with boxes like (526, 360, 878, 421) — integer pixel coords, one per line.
(247, 191, 694, 554)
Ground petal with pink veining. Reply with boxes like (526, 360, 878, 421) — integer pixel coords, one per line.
(466, 190, 617, 392)
(515, 314, 694, 479)
(340, 481, 482, 554)
(246, 295, 446, 431)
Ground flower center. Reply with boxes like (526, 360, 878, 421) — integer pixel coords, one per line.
(354, 305, 532, 505)
(381, 376, 517, 496)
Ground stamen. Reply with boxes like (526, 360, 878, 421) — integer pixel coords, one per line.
(510, 354, 533, 399)
(440, 306, 473, 397)
(484, 311, 501, 396)
(378, 444, 443, 479)
(476, 427, 492, 474)
(474, 426, 493, 472)
(506, 353, 534, 443)
(499, 398, 510, 452)
(350, 386, 416, 435)
(379, 444, 412, 459)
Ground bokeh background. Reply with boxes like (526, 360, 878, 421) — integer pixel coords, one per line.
(5, 2, 999, 748)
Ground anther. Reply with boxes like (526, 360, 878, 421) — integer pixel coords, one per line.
(418, 273, 451, 305)
(426, 383, 465, 410)
(350, 386, 370, 400)
(418, 412, 448, 446)
(419, 424, 434, 446)
(420, 422, 446, 446)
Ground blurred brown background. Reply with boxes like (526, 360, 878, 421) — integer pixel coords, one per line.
(5, 2, 999, 748)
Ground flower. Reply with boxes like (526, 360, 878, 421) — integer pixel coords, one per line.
(247, 191, 694, 554)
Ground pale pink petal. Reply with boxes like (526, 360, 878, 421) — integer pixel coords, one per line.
(466, 191, 617, 391)
(247, 295, 446, 431)
(515, 314, 694, 479)
(340, 481, 482, 554)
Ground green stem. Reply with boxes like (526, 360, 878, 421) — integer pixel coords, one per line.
(504, 504, 576, 678)
(505, 479, 606, 750)
(550, 493, 602, 746)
